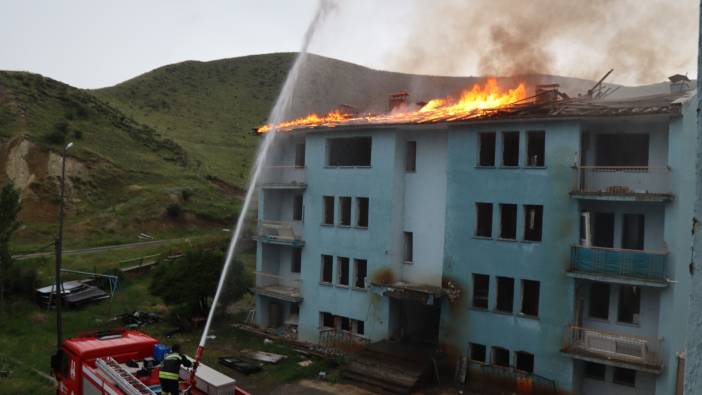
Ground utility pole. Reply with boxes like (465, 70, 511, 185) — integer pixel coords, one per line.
(55, 142, 73, 351)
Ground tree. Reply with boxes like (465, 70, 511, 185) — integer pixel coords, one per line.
(149, 250, 250, 324)
(0, 182, 21, 310)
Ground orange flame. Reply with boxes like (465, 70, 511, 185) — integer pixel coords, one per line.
(257, 78, 527, 133)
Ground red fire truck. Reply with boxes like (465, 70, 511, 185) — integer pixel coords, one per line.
(51, 329, 250, 395)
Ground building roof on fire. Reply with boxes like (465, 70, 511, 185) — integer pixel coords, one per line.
(276, 89, 696, 133)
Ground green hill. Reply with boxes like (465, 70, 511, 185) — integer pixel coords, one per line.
(0, 71, 240, 250)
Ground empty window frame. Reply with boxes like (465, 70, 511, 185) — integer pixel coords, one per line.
(293, 194, 303, 221)
(515, 351, 534, 373)
(499, 204, 517, 240)
(520, 280, 540, 317)
(584, 362, 606, 381)
(356, 197, 369, 228)
(340, 317, 351, 332)
(472, 274, 490, 309)
(492, 347, 510, 367)
(291, 248, 302, 273)
(321, 255, 333, 284)
(470, 343, 487, 363)
(323, 196, 334, 225)
(355, 320, 365, 335)
(475, 203, 493, 238)
(339, 197, 352, 226)
(404, 232, 414, 263)
(502, 131, 520, 166)
(589, 282, 610, 320)
(478, 132, 496, 166)
(524, 205, 543, 241)
(622, 214, 645, 250)
(526, 131, 545, 166)
(354, 259, 367, 289)
(406, 141, 417, 172)
(295, 143, 305, 167)
(327, 137, 372, 166)
(496, 277, 515, 313)
(613, 367, 636, 387)
(618, 285, 641, 324)
(337, 257, 350, 286)
(321, 312, 335, 328)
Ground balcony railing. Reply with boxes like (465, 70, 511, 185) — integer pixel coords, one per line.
(253, 271, 302, 302)
(319, 328, 369, 351)
(570, 245, 667, 283)
(563, 326, 662, 371)
(259, 165, 305, 188)
(572, 166, 671, 197)
(255, 220, 304, 245)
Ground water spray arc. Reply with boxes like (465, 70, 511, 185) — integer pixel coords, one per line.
(187, 0, 336, 387)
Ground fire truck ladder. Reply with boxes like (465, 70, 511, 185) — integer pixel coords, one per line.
(95, 357, 156, 395)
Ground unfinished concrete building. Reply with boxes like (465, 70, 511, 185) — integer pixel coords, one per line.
(252, 84, 698, 394)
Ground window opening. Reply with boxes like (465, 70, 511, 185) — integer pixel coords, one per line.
(500, 204, 517, 240)
(476, 203, 493, 237)
(479, 132, 496, 166)
(502, 132, 520, 166)
(524, 205, 543, 241)
(589, 282, 610, 320)
(520, 280, 540, 317)
(496, 277, 514, 313)
(473, 274, 489, 309)
(354, 259, 367, 288)
(339, 197, 351, 226)
(323, 196, 334, 225)
(406, 141, 417, 172)
(356, 197, 369, 227)
(526, 131, 545, 166)
(321, 255, 333, 284)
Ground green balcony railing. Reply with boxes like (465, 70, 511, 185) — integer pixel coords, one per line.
(570, 245, 667, 281)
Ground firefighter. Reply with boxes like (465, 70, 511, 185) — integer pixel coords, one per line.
(159, 344, 192, 395)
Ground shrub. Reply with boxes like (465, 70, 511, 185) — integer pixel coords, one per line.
(166, 203, 181, 218)
(73, 130, 83, 140)
(181, 189, 193, 202)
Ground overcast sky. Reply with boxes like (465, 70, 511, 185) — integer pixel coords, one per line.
(1, 0, 698, 89)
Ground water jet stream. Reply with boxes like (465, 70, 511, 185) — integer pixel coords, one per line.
(188, 0, 336, 387)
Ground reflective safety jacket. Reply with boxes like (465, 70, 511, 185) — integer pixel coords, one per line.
(159, 352, 192, 380)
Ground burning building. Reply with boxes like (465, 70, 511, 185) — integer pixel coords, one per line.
(251, 79, 697, 394)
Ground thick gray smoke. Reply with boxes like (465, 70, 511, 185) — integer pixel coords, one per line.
(390, 0, 698, 84)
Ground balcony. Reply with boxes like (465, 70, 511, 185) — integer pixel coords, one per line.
(252, 272, 302, 302)
(319, 328, 369, 351)
(571, 166, 672, 202)
(562, 326, 663, 373)
(567, 245, 668, 287)
(259, 166, 306, 189)
(254, 220, 304, 246)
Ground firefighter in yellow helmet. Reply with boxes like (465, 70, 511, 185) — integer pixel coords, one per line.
(159, 344, 192, 395)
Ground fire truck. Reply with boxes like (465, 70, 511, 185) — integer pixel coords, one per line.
(51, 329, 250, 395)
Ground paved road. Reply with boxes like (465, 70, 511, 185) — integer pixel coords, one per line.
(13, 238, 185, 260)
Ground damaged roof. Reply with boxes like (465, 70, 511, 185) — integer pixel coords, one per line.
(280, 90, 695, 133)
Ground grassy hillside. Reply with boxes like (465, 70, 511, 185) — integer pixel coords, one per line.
(0, 71, 240, 250)
(93, 54, 295, 187)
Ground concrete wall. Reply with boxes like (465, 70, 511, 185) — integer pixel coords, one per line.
(400, 130, 447, 286)
(440, 121, 580, 391)
(296, 129, 401, 343)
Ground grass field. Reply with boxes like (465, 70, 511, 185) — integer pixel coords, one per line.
(0, 236, 336, 395)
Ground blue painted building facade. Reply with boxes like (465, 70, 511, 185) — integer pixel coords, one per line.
(253, 89, 698, 394)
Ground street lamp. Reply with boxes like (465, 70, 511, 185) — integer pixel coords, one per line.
(55, 141, 73, 351)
